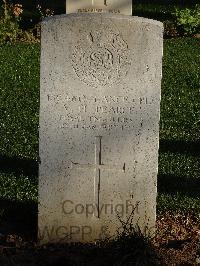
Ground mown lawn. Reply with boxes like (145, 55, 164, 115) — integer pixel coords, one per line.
(0, 37, 199, 215)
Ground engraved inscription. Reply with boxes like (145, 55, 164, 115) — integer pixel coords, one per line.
(78, 8, 120, 13)
(47, 93, 155, 131)
(71, 21, 131, 87)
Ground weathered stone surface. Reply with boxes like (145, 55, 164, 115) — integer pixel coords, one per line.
(66, 0, 132, 16)
(39, 13, 163, 243)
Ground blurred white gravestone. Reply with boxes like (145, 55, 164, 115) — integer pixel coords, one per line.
(38, 13, 163, 243)
(66, 0, 132, 15)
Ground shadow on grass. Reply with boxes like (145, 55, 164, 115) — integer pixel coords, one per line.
(0, 198, 37, 241)
(159, 139, 200, 156)
(0, 139, 199, 178)
(158, 174, 200, 198)
(0, 155, 38, 178)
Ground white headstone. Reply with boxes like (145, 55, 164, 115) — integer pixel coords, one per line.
(39, 13, 163, 243)
(66, 0, 132, 16)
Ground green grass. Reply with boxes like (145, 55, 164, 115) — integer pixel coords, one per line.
(0, 43, 39, 205)
(0, 43, 40, 159)
(158, 37, 200, 213)
(161, 38, 200, 141)
(0, 173, 37, 201)
(0, 38, 199, 214)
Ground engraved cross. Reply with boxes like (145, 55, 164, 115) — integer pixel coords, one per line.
(71, 136, 125, 218)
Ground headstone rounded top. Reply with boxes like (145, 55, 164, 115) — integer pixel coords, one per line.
(42, 14, 164, 30)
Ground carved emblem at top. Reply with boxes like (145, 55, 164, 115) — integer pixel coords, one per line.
(71, 21, 131, 87)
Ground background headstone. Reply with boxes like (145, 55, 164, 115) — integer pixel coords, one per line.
(66, 0, 132, 15)
(39, 13, 163, 243)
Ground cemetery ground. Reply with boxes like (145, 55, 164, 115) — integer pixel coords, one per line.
(0, 35, 199, 265)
